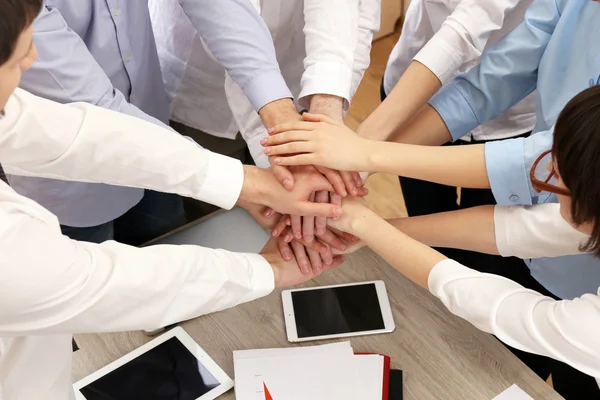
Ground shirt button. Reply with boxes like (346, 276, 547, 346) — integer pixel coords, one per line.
(590, 78, 596, 87)
(130, 93, 136, 102)
(124, 53, 131, 62)
(113, 9, 119, 16)
(509, 195, 519, 202)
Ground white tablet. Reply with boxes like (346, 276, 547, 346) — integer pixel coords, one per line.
(282, 281, 395, 342)
(73, 327, 233, 400)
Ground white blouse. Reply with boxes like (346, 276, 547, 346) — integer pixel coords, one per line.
(428, 204, 600, 385)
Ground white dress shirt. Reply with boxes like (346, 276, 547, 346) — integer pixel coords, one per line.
(428, 203, 600, 385)
(0, 89, 275, 400)
(150, 0, 380, 166)
(383, 0, 537, 141)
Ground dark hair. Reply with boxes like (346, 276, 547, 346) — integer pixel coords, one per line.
(552, 85, 600, 255)
(0, 0, 43, 65)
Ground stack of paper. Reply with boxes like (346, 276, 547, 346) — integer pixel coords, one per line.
(233, 342, 389, 400)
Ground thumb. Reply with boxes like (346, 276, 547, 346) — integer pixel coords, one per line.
(272, 165, 294, 191)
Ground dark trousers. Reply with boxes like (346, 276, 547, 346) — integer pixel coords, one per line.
(170, 121, 254, 221)
(381, 81, 600, 399)
(61, 190, 186, 246)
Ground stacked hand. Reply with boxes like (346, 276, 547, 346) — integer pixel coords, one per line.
(249, 98, 369, 277)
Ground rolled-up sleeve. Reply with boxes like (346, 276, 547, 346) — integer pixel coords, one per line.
(177, 0, 292, 111)
(428, 0, 559, 140)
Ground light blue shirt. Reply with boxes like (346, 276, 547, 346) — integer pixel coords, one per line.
(429, 0, 600, 299)
(13, 0, 291, 228)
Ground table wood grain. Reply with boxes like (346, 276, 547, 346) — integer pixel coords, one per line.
(72, 248, 561, 399)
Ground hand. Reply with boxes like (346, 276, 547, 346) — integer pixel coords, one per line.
(261, 238, 345, 288)
(263, 113, 372, 172)
(238, 201, 280, 230)
(326, 196, 375, 236)
(271, 213, 352, 253)
(238, 166, 342, 219)
(258, 98, 303, 191)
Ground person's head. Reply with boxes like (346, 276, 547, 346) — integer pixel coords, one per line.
(0, 0, 42, 113)
(535, 85, 600, 255)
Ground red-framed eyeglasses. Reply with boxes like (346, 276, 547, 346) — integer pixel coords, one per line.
(530, 150, 571, 196)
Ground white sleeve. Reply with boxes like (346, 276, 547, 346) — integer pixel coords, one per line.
(349, 0, 381, 101)
(413, 0, 528, 84)
(494, 204, 589, 259)
(299, 0, 360, 110)
(0, 200, 273, 335)
(428, 259, 600, 379)
(0, 89, 243, 209)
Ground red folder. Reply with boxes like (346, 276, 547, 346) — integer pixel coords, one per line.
(354, 352, 391, 400)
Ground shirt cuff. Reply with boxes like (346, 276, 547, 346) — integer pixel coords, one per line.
(413, 29, 465, 85)
(198, 151, 244, 210)
(299, 61, 353, 110)
(493, 206, 512, 257)
(485, 138, 533, 206)
(240, 253, 276, 302)
(244, 69, 293, 112)
(428, 84, 481, 141)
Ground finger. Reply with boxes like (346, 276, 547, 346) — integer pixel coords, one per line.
(351, 171, 363, 187)
(302, 113, 342, 126)
(263, 207, 274, 218)
(318, 242, 334, 266)
(277, 237, 293, 261)
(306, 247, 323, 275)
(314, 190, 329, 235)
(318, 167, 347, 197)
(281, 227, 294, 243)
(264, 142, 315, 157)
(330, 226, 359, 243)
(262, 131, 312, 145)
(271, 214, 290, 237)
(291, 214, 302, 240)
(272, 165, 294, 191)
(321, 255, 346, 273)
(316, 228, 347, 252)
(330, 193, 342, 221)
(268, 121, 317, 135)
(291, 240, 311, 275)
(294, 236, 328, 254)
(296, 202, 342, 219)
(340, 171, 357, 196)
(356, 187, 369, 197)
(302, 193, 316, 242)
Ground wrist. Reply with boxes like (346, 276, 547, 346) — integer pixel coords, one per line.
(309, 94, 344, 121)
(259, 98, 301, 127)
(350, 209, 378, 237)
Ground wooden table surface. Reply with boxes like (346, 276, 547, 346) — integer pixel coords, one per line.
(72, 247, 561, 400)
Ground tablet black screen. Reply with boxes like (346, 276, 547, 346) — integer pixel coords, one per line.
(80, 337, 220, 400)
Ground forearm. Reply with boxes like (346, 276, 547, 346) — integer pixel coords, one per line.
(387, 206, 499, 255)
(352, 212, 446, 288)
(361, 140, 489, 188)
(358, 61, 442, 141)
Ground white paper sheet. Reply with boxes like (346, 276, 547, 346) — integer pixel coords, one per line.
(492, 385, 534, 400)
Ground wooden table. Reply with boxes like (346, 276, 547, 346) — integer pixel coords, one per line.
(72, 215, 561, 399)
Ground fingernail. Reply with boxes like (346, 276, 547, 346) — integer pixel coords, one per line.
(264, 148, 271, 154)
(295, 231, 302, 239)
(333, 208, 343, 218)
(284, 252, 292, 261)
(316, 227, 325, 235)
(265, 209, 272, 217)
(283, 179, 291, 189)
(274, 158, 282, 164)
(305, 235, 314, 243)
(268, 127, 274, 133)
(260, 138, 267, 145)
(351, 188, 357, 196)
(342, 189, 347, 197)
(271, 229, 278, 237)
(340, 244, 347, 251)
